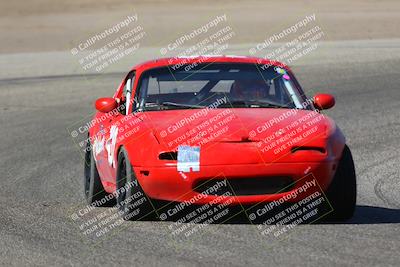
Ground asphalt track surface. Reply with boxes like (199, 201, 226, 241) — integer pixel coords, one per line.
(0, 41, 399, 266)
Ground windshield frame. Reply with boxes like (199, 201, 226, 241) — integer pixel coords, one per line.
(133, 63, 311, 112)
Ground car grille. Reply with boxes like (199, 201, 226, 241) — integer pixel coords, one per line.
(193, 176, 294, 196)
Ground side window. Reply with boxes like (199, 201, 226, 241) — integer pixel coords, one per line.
(120, 72, 135, 115)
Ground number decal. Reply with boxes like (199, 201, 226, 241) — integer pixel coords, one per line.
(105, 125, 119, 168)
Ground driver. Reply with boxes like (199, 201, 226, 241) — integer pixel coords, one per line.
(230, 79, 270, 99)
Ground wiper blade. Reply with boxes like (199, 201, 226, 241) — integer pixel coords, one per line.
(245, 100, 291, 108)
(220, 99, 290, 108)
(219, 101, 247, 108)
(161, 102, 206, 109)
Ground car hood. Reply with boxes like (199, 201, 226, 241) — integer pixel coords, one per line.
(142, 108, 329, 141)
(134, 108, 342, 164)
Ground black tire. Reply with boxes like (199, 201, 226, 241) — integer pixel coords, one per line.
(116, 147, 156, 221)
(84, 140, 109, 206)
(324, 145, 357, 221)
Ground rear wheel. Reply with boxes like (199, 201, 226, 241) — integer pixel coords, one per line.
(84, 140, 108, 206)
(324, 145, 357, 221)
(116, 147, 156, 221)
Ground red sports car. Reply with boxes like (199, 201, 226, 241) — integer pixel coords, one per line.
(84, 56, 356, 222)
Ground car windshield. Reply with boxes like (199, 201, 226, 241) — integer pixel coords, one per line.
(135, 63, 307, 111)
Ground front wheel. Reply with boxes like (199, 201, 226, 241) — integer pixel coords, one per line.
(83, 140, 108, 206)
(324, 145, 357, 221)
(115, 147, 156, 221)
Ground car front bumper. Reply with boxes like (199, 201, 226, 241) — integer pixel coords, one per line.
(135, 161, 336, 205)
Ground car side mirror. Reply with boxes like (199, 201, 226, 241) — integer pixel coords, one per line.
(95, 97, 118, 113)
(313, 93, 335, 110)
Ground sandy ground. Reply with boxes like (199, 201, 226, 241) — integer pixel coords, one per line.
(1, 0, 400, 53)
(1, 0, 400, 80)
